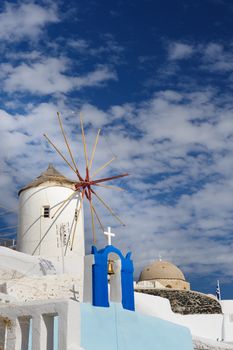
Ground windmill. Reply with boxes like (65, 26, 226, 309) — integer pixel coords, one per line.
(44, 112, 128, 248)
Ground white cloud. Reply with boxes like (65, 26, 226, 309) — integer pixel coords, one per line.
(2, 58, 72, 94)
(2, 88, 233, 283)
(167, 41, 233, 74)
(79, 104, 108, 127)
(168, 42, 194, 60)
(67, 35, 124, 64)
(1, 59, 117, 94)
(5, 50, 43, 62)
(68, 39, 89, 52)
(202, 43, 233, 72)
(0, 1, 59, 42)
(75, 65, 117, 89)
(74, 90, 233, 281)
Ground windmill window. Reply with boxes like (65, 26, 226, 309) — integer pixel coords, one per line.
(43, 206, 50, 218)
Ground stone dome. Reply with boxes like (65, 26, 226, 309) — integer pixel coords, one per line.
(139, 260, 186, 282)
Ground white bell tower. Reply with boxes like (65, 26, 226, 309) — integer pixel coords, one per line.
(17, 164, 85, 278)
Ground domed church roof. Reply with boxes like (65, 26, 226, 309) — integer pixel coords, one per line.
(139, 260, 186, 282)
(18, 164, 76, 195)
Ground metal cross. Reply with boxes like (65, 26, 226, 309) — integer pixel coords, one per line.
(104, 226, 115, 245)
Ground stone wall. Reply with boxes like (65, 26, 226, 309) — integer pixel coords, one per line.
(135, 289, 222, 314)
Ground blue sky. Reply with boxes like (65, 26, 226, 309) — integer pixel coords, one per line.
(1, 0, 233, 298)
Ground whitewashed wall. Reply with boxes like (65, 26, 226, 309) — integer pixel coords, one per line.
(220, 300, 233, 314)
(2, 274, 82, 302)
(135, 292, 229, 342)
(176, 314, 223, 340)
(18, 184, 85, 278)
(220, 301, 233, 342)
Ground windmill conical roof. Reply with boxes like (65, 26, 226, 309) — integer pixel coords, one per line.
(18, 164, 75, 195)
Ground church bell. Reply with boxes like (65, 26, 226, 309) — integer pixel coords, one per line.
(107, 260, 115, 275)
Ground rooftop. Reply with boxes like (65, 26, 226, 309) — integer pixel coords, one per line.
(18, 164, 76, 195)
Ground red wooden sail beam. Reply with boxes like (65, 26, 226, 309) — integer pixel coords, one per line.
(74, 173, 129, 190)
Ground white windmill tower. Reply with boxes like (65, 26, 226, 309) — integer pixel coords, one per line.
(17, 164, 85, 278)
(17, 112, 127, 281)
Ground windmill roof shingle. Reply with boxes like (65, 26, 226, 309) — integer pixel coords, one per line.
(18, 164, 75, 195)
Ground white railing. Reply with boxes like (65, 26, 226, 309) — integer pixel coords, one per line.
(0, 299, 81, 350)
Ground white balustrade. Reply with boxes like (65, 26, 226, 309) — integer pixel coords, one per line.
(0, 299, 81, 350)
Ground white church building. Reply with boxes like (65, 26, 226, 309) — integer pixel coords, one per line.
(0, 165, 233, 350)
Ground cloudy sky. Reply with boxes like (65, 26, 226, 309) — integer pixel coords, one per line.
(1, 0, 233, 297)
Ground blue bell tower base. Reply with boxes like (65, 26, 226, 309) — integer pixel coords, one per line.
(91, 245, 134, 311)
(80, 302, 194, 350)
